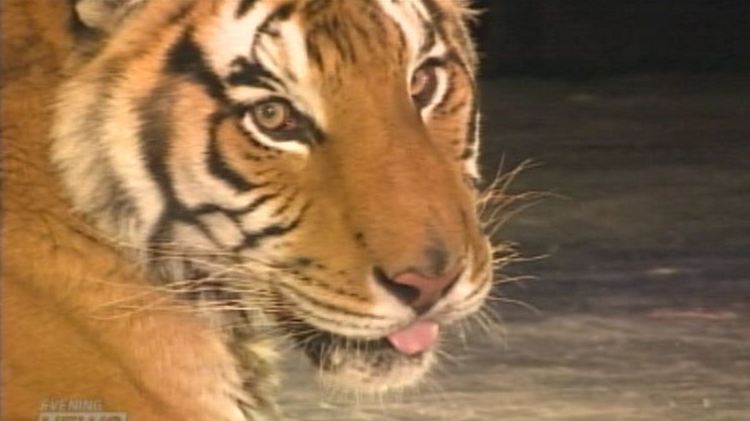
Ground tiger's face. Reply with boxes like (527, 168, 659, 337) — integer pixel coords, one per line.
(53, 0, 491, 392)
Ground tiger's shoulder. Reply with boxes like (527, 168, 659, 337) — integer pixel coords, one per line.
(2, 2, 275, 421)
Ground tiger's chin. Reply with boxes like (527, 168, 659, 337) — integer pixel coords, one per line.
(300, 329, 437, 393)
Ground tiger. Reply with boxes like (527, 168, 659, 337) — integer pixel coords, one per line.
(1, 0, 501, 419)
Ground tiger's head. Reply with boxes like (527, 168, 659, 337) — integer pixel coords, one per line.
(53, 0, 493, 393)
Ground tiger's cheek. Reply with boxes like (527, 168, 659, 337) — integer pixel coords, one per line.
(281, 163, 378, 301)
(168, 83, 219, 179)
(285, 202, 377, 302)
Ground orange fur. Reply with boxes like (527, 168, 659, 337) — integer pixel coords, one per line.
(2, 2, 254, 419)
(2, 1, 490, 418)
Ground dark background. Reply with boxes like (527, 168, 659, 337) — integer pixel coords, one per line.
(472, 0, 750, 77)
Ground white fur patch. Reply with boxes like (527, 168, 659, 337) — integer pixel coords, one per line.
(466, 112, 481, 179)
(51, 79, 165, 247)
(419, 65, 449, 120)
(207, 1, 321, 153)
(170, 130, 264, 211)
(240, 113, 310, 155)
(199, 212, 245, 249)
(101, 87, 166, 243)
(278, 19, 309, 82)
(376, 0, 423, 62)
(207, 1, 273, 77)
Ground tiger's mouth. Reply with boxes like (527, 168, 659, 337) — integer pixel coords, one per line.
(271, 263, 493, 392)
(289, 318, 439, 393)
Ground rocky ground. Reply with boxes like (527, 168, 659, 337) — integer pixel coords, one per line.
(279, 74, 750, 420)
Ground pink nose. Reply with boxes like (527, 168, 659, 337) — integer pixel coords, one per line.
(376, 266, 463, 314)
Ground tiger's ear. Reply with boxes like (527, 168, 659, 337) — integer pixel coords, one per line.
(74, 0, 143, 33)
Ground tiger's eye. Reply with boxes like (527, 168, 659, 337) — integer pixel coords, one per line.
(253, 100, 291, 131)
(411, 66, 438, 108)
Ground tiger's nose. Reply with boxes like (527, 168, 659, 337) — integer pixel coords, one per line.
(375, 265, 463, 314)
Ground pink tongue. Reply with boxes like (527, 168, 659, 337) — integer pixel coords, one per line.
(387, 321, 439, 355)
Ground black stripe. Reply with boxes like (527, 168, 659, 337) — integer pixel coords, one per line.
(271, 3, 295, 22)
(417, 0, 453, 59)
(230, 191, 280, 216)
(364, 1, 406, 62)
(330, 18, 358, 63)
(419, 22, 437, 57)
(68, 0, 102, 41)
(439, 52, 479, 147)
(227, 57, 284, 90)
(295, 109, 326, 145)
(250, 2, 297, 61)
(236, 219, 300, 250)
(419, 0, 445, 24)
(255, 3, 297, 43)
(233, 203, 310, 251)
(242, 2, 299, 80)
(283, 286, 389, 321)
(190, 189, 276, 217)
(305, 36, 324, 69)
(236, 191, 280, 213)
(306, 16, 358, 64)
(139, 83, 178, 243)
(138, 83, 221, 248)
(166, 1, 196, 25)
(302, 0, 331, 18)
(74, 62, 136, 221)
(272, 189, 298, 216)
(207, 112, 258, 192)
(166, 29, 228, 103)
(236, 0, 259, 18)
(467, 81, 479, 146)
(349, 20, 373, 48)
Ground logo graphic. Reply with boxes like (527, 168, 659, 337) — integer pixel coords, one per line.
(39, 400, 127, 421)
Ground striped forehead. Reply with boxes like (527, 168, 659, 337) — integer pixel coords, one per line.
(207, 1, 306, 86)
(376, 0, 446, 60)
(207, 0, 445, 82)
